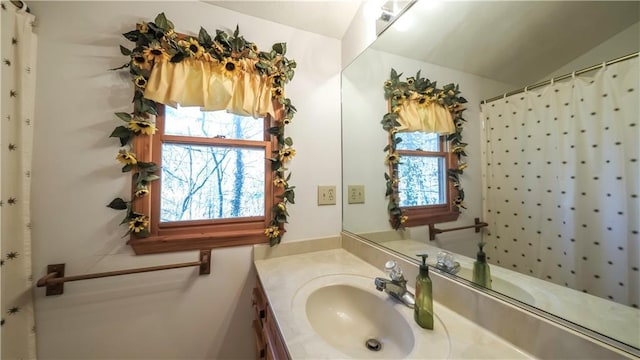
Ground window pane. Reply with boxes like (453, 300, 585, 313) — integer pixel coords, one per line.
(398, 156, 446, 206)
(396, 131, 440, 151)
(164, 105, 263, 140)
(160, 143, 265, 222)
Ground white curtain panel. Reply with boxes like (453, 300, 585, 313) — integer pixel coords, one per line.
(1, 2, 38, 358)
(480, 58, 639, 308)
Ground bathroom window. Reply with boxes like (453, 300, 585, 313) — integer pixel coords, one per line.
(128, 104, 277, 254)
(393, 131, 459, 226)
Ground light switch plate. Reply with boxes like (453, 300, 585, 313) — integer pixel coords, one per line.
(348, 185, 365, 204)
(317, 185, 336, 205)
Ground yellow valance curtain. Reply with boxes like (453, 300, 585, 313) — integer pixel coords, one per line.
(395, 100, 455, 134)
(144, 58, 276, 118)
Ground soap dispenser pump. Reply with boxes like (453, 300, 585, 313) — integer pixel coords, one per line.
(414, 253, 434, 330)
(472, 242, 492, 289)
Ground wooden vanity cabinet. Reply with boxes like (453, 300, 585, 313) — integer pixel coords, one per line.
(252, 277, 290, 360)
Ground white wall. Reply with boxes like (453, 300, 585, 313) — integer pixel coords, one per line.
(342, 48, 513, 257)
(29, 1, 341, 358)
(543, 21, 639, 80)
(341, 1, 378, 68)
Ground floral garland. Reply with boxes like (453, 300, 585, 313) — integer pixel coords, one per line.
(107, 13, 296, 246)
(381, 69, 468, 230)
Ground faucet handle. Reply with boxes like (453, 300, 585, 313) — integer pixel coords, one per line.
(384, 260, 404, 281)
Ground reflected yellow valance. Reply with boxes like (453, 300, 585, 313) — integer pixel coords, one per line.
(395, 100, 455, 134)
(382, 68, 468, 230)
(145, 58, 276, 118)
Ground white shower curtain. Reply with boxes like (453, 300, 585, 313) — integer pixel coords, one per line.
(481, 58, 639, 308)
(1, 2, 38, 358)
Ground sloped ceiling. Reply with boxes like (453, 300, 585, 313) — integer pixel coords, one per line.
(372, 1, 640, 86)
(201, 1, 639, 85)
(203, 1, 364, 39)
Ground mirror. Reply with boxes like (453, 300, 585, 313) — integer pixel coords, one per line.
(342, 0, 639, 352)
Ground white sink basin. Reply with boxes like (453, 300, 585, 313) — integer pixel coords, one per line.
(293, 274, 451, 359)
(306, 284, 414, 358)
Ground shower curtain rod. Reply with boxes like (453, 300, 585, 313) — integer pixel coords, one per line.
(481, 51, 639, 104)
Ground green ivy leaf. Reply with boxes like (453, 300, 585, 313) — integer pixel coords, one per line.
(107, 198, 128, 210)
(284, 189, 295, 204)
(198, 27, 212, 46)
(143, 174, 160, 182)
(137, 162, 158, 171)
(115, 112, 132, 122)
(119, 45, 132, 56)
(270, 159, 282, 171)
(268, 126, 281, 135)
(109, 125, 132, 139)
(272, 43, 286, 55)
(284, 137, 293, 146)
(122, 164, 133, 173)
(170, 52, 185, 63)
(118, 134, 132, 147)
(154, 13, 174, 32)
(122, 30, 140, 42)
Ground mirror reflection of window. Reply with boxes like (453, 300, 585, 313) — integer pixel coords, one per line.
(396, 131, 446, 206)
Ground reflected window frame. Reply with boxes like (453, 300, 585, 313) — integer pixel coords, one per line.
(389, 133, 460, 227)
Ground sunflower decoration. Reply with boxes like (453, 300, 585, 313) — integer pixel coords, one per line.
(385, 151, 400, 165)
(264, 226, 280, 240)
(271, 86, 284, 100)
(381, 68, 468, 229)
(273, 177, 287, 188)
(185, 38, 205, 58)
(128, 116, 156, 135)
(110, 13, 297, 245)
(279, 147, 296, 163)
(128, 214, 150, 234)
(133, 76, 147, 89)
(221, 57, 238, 77)
(116, 149, 137, 165)
(131, 53, 151, 71)
(134, 186, 149, 198)
(143, 42, 169, 63)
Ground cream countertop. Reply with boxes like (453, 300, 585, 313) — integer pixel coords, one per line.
(378, 238, 640, 350)
(254, 248, 533, 359)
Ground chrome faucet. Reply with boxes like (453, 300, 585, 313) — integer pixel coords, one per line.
(435, 251, 460, 275)
(374, 260, 415, 308)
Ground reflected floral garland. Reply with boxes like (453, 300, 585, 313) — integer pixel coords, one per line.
(107, 13, 296, 246)
(381, 69, 468, 230)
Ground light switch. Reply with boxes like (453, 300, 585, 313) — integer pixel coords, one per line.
(317, 185, 336, 205)
(348, 185, 365, 204)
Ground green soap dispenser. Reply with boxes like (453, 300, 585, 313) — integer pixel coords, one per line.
(414, 253, 434, 330)
(472, 242, 492, 289)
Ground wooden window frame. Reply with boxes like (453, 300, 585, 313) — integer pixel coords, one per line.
(128, 105, 280, 255)
(392, 134, 459, 227)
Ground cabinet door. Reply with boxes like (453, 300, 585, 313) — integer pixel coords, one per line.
(252, 280, 268, 325)
(253, 277, 290, 360)
(264, 306, 289, 360)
